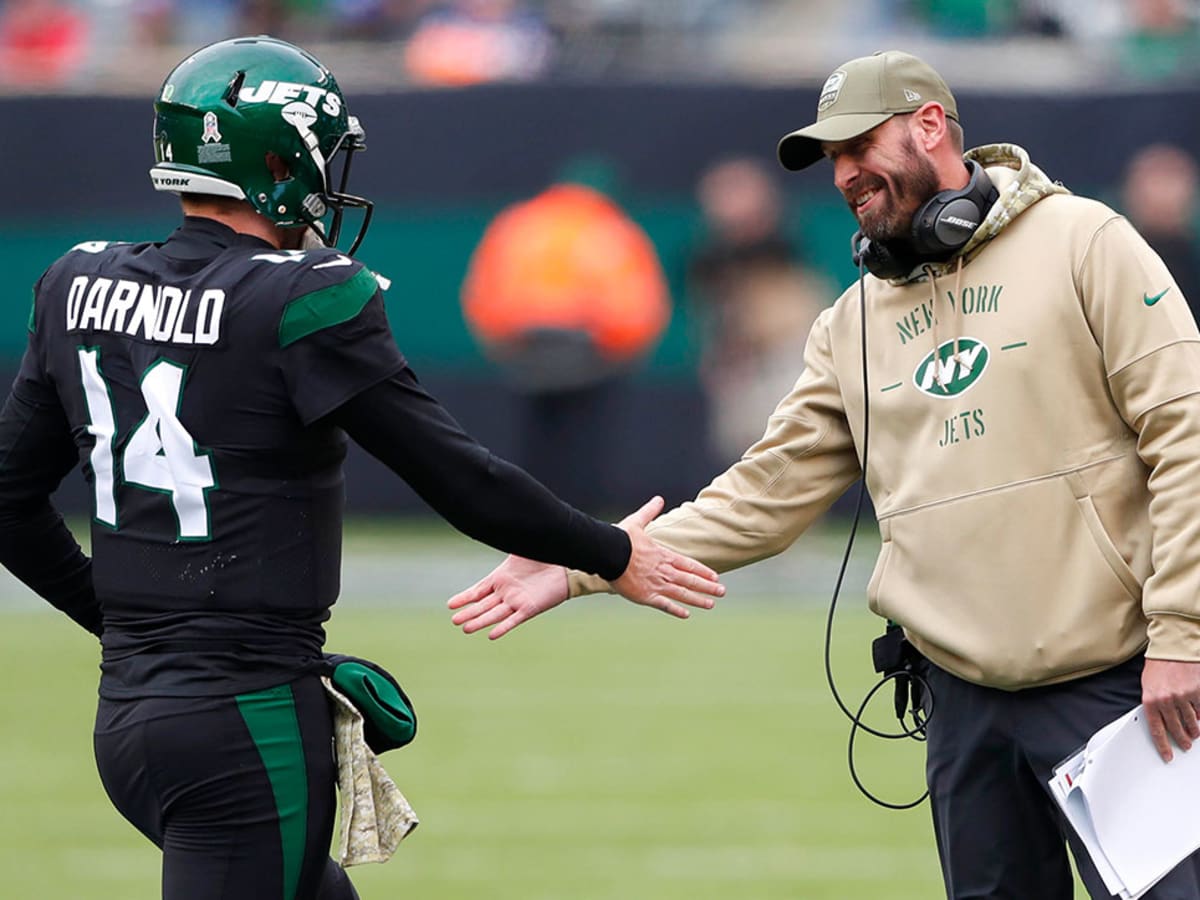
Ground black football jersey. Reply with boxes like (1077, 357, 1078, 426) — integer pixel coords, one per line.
(19, 217, 405, 697)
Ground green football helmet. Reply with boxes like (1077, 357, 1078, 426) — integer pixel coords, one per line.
(150, 35, 373, 254)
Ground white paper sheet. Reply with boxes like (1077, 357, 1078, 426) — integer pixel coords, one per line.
(1049, 705, 1200, 899)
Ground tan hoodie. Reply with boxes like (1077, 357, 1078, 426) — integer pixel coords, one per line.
(571, 144, 1200, 689)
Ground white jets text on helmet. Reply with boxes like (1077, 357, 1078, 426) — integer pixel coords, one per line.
(238, 81, 342, 117)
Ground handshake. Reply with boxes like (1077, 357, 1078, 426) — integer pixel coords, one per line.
(447, 496, 725, 640)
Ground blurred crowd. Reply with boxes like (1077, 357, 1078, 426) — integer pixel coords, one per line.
(0, 0, 750, 88)
(2, 0, 1198, 90)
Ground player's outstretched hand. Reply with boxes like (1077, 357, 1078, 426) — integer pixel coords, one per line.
(448, 555, 571, 640)
(447, 496, 723, 640)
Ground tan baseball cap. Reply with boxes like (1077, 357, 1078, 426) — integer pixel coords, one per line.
(777, 50, 958, 171)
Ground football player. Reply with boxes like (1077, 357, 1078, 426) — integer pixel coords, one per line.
(0, 35, 722, 900)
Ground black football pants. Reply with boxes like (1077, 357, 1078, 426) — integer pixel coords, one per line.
(920, 653, 1200, 899)
(93, 675, 358, 900)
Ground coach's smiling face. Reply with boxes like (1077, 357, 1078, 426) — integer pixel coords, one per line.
(823, 104, 948, 243)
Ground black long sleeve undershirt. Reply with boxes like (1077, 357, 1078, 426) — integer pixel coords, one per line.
(330, 368, 632, 581)
(0, 387, 101, 637)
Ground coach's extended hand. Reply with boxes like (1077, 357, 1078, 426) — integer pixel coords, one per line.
(447, 496, 724, 640)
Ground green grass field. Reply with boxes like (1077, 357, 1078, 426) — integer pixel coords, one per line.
(0, 520, 948, 899)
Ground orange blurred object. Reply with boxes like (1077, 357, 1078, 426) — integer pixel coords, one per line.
(462, 183, 670, 361)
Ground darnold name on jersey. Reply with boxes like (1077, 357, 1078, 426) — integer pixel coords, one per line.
(64, 275, 224, 345)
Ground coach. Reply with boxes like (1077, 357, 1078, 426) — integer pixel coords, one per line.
(450, 50, 1200, 899)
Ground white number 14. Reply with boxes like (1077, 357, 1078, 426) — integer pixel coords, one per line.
(78, 349, 216, 540)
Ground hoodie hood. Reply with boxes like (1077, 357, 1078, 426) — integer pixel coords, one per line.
(889, 142, 1070, 285)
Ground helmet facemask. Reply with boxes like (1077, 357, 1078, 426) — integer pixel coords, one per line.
(305, 115, 373, 256)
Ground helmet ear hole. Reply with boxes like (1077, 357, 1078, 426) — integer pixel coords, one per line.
(264, 152, 290, 183)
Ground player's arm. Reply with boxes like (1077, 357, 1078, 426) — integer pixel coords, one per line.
(328, 368, 722, 616)
(280, 261, 634, 574)
(0, 351, 100, 637)
(280, 263, 719, 620)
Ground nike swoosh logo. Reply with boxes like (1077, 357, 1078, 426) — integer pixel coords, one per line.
(313, 256, 353, 269)
(1144, 288, 1170, 306)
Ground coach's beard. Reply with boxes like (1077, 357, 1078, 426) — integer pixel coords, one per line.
(853, 148, 942, 243)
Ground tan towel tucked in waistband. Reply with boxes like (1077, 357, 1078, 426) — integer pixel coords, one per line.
(322, 676, 419, 866)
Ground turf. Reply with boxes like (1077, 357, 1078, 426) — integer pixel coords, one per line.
(0, 587, 950, 899)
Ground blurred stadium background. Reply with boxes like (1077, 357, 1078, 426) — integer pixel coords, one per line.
(2, 0, 1197, 896)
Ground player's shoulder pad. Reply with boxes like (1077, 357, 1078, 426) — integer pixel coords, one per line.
(264, 248, 388, 348)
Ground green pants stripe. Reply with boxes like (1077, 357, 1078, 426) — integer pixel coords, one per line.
(236, 683, 309, 900)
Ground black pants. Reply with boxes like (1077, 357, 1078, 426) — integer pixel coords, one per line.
(921, 654, 1200, 899)
(94, 675, 358, 900)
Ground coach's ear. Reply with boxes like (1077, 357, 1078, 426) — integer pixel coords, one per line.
(324, 653, 417, 752)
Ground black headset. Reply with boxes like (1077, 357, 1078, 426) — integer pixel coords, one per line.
(850, 159, 999, 280)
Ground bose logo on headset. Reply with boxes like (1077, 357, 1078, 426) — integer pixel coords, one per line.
(852, 159, 999, 280)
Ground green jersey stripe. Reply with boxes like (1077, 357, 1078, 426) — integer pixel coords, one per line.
(278, 267, 377, 347)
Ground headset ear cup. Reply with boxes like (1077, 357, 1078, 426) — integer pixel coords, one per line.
(909, 197, 946, 256)
(908, 159, 998, 257)
(849, 160, 998, 278)
(931, 196, 987, 248)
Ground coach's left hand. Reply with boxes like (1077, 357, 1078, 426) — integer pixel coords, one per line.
(1142, 658, 1200, 762)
